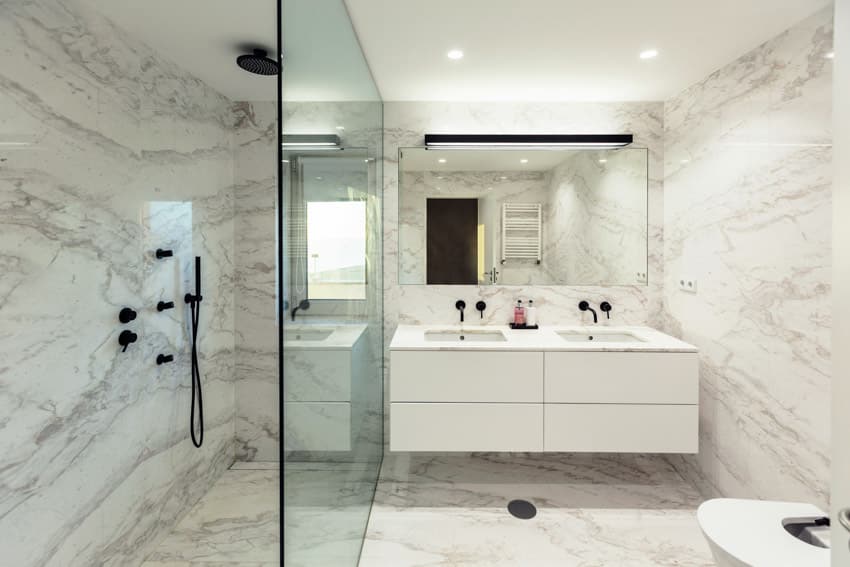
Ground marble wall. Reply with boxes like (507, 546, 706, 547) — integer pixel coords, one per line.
(0, 1, 237, 565)
(544, 149, 648, 285)
(663, 7, 833, 508)
(233, 101, 279, 461)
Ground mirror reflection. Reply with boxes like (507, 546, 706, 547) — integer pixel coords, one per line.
(399, 147, 649, 286)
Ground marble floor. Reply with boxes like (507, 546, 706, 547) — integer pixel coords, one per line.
(359, 454, 714, 567)
(142, 461, 281, 567)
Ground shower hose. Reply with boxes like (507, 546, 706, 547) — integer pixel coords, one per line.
(186, 256, 204, 448)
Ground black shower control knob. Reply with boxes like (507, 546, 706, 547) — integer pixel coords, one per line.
(118, 330, 138, 352)
(156, 354, 174, 365)
(157, 301, 175, 312)
(119, 307, 137, 324)
(155, 248, 173, 259)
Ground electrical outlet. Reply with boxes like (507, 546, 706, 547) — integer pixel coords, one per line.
(636, 271, 648, 283)
(679, 277, 698, 293)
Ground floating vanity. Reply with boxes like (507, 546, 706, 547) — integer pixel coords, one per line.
(283, 324, 369, 452)
(390, 325, 698, 453)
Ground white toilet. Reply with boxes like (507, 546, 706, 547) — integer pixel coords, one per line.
(697, 499, 830, 566)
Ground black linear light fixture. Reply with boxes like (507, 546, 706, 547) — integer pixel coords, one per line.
(424, 134, 633, 149)
(281, 134, 342, 149)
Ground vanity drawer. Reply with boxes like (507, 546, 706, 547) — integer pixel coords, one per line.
(391, 351, 543, 402)
(544, 404, 698, 453)
(544, 352, 697, 404)
(391, 403, 543, 451)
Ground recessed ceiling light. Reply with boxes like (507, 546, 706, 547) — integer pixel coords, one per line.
(598, 158, 608, 164)
(520, 158, 529, 164)
(639, 49, 659, 60)
(315, 176, 323, 180)
(438, 158, 447, 163)
(447, 49, 464, 60)
(680, 158, 690, 164)
(335, 125, 345, 131)
(500, 176, 507, 180)
(826, 51, 835, 59)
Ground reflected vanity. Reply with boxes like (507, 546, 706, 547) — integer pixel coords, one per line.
(398, 147, 649, 286)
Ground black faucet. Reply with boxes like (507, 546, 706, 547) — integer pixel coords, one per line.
(578, 301, 597, 324)
(475, 300, 486, 319)
(455, 300, 466, 323)
(600, 301, 612, 319)
(291, 299, 310, 321)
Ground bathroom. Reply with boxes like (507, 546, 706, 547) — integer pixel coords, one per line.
(0, 0, 848, 565)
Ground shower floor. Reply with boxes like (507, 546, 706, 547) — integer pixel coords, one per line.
(358, 454, 714, 567)
(141, 461, 280, 566)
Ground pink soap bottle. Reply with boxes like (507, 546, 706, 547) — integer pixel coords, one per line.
(514, 300, 526, 326)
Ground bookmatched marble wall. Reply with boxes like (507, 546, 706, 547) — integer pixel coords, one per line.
(663, 7, 833, 509)
(0, 1, 236, 565)
(233, 101, 279, 461)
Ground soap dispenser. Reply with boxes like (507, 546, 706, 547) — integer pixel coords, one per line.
(513, 300, 526, 326)
(526, 300, 538, 327)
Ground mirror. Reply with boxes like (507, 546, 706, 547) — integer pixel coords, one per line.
(399, 147, 648, 286)
(286, 153, 370, 302)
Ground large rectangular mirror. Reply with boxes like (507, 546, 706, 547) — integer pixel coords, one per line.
(399, 147, 648, 286)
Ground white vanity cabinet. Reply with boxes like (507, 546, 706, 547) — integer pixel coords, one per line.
(389, 325, 699, 454)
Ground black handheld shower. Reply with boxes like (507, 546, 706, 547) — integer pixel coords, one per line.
(185, 256, 204, 448)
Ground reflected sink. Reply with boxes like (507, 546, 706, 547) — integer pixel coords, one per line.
(425, 329, 507, 342)
(286, 329, 333, 341)
(557, 330, 644, 343)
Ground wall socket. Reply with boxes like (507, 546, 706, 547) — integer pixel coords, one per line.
(678, 277, 698, 293)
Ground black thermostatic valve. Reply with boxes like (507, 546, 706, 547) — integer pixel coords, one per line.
(119, 307, 137, 324)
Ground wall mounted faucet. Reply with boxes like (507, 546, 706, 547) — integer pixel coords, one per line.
(578, 301, 597, 324)
(600, 301, 612, 319)
(455, 300, 466, 323)
(475, 300, 486, 319)
(291, 299, 310, 322)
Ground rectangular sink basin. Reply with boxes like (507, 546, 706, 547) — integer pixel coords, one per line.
(425, 329, 507, 342)
(286, 329, 333, 341)
(557, 330, 644, 343)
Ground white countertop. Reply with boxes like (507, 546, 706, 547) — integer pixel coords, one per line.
(283, 323, 368, 350)
(390, 324, 697, 352)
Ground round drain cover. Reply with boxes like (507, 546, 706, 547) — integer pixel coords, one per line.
(507, 499, 537, 519)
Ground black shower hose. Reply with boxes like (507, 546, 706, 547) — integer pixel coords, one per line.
(187, 256, 204, 448)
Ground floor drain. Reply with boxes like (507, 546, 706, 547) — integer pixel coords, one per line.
(507, 499, 537, 519)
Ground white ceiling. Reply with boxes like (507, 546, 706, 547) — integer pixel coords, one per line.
(85, 0, 277, 102)
(402, 148, 582, 172)
(344, 0, 831, 101)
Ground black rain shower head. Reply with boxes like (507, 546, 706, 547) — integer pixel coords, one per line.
(236, 48, 279, 76)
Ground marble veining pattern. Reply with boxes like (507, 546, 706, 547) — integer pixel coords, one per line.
(662, 7, 833, 508)
(233, 101, 279, 462)
(360, 454, 713, 567)
(0, 1, 236, 565)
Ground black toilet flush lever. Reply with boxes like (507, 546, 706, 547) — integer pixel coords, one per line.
(156, 354, 174, 365)
(475, 300, 486, 319)
(455, 300, 466, 323)
(118, 330, 138, 352)
(600, 301, 612, 319)
(119, 307, 137, 324)
(578, 301, 598, 324)
(157, 300, 175, 312)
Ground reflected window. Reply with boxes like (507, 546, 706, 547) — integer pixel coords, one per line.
(306, 201, 367, 300)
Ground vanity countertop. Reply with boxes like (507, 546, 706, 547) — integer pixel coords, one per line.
(390, 324, 697, 353)
(283, 323, 368, 350)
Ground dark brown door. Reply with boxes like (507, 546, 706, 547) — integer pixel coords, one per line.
(426, 198, 478, 284)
